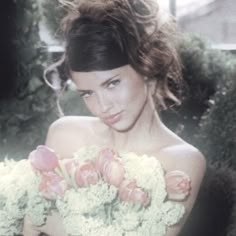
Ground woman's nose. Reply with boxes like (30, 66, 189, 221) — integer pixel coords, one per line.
(97, 93, 112, 113)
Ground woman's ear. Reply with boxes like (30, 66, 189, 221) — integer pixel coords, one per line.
(146, 79, 157, 96)
(144, 78, 158, 111)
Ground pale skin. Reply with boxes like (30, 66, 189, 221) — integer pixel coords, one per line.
(23, 65, 206, 236)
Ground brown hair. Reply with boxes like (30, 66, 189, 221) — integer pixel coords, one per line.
(45, 0, 183, 114)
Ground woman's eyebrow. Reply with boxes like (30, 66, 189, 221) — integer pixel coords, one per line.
(77, 88, 91, 93)
(77, 74, 120, 92)
(100, 74, 120, 87)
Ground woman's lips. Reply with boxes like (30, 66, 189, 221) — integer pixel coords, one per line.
(103, 112, 122, 125)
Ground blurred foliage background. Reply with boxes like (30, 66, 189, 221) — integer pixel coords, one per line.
(162, 35, 236, 167)
(0, 0, 236, 170)
(0, 0, 58, 159)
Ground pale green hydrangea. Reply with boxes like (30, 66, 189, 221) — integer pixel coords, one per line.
(63, 215, 104, 235)
(122, 152, 167, 205)
(139, 220, 167, 236)
(0, 159, 51, 235)
(0, 210, 23, 235)
(161, 201, 186, 226)
(26, 193, 52, 226)
(73, 145, 100, 163)
(57, 181, 117, 216)
(54, 148, 186, 236)
(122, 152, 166, 188)
(0, 146, 186, 236)
(118, 211, 141, 231)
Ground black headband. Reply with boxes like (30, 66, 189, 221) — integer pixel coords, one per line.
(66, 19, 129, 72)
(67, 38, 128, 72)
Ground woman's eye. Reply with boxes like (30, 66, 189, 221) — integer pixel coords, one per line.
(107, 79, 120, 89)
(79, 91, 93, 98)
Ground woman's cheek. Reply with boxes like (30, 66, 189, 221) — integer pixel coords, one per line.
(113, 84, 132, 105)
(84, 98, 98, 115)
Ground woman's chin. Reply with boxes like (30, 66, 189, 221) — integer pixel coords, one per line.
(105, 120, 135, 133)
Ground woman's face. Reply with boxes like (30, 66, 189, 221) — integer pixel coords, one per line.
(71, 65, 148, 131)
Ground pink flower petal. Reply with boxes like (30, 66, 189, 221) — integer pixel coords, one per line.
(165, 170, 191, 201)
(95, 148, 116, 173)
(29, 145, 59, 172)
(119, 180, 149, 206)
(75, 161, 99, 187)
(130, 187, 150, 206)
(39, 172, 69, 199)
(60, 159, 79, 173)
(102, 158, 124, 187)
(119, 180, 137, 201)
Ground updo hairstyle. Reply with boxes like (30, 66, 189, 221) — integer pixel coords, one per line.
(45, 0, 183, 112)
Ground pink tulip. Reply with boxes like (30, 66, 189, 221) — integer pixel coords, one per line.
(165, 170, 191, 201)
(102, 158, 124, 187)
(130, 187, 150, 206)
(57, 159, 80, 187)
(119, 180, 137, 201)
(29, 145, 59, 172)
(95, 148, 124, 187)
(95, 148, 116, 173)
(75, 161, 100, 187)
(60, 159, 79, 173)
(119, 180, 150, 206)
(39, 172, 69, 199)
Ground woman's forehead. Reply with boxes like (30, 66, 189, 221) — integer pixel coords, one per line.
(71, 65, 130, 81)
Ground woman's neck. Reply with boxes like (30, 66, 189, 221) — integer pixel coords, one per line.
(109, 97, 166, 153)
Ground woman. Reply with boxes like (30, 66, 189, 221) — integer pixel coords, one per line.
(23, 0, 206, 235)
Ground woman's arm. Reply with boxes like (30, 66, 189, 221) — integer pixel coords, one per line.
(23, 118, 79, 236)
(23, 212, 68, 236)
(22, 215, 41, 236)
(159, 144, 206, 236)
(24, 116, 93, 235)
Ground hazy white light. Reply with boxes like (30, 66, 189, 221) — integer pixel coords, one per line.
(157, 0, 169, 11)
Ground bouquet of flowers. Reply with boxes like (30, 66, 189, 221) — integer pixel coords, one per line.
(0, 145, 191, 236)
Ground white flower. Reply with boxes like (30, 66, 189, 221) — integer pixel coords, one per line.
(139, 220, 167, 236)
(0, 146, 186, 236)
(63, 215, 104, 235)
(161, 201, 185, 226)
(119, 212, 140, 231)
(57, 182, 117, 216)
(73, 145, 100, 163)
(121, 152, 165, 190)
(0, 158, 51, 234)
(0, 210, 23, 235)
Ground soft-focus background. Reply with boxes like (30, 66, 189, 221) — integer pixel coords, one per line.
(0, 0, 236, 169)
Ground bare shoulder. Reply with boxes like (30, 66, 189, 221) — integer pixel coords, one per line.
(158, 143, 206, 196)
(157, 144, 206, 235)
(47, 115, 98, 133)
(157, 144, 206, 205)
(45, 116, 104, 158)
(152, 124, 206, 173)
(157, 143, 206, 173)
(157, 143, 206, 194)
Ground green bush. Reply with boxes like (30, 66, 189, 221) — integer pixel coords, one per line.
(0, 0, 57, 160)
(162, 35, 236, 145)
(41, 0, 66, 41)
(196, 77, 236, 166)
